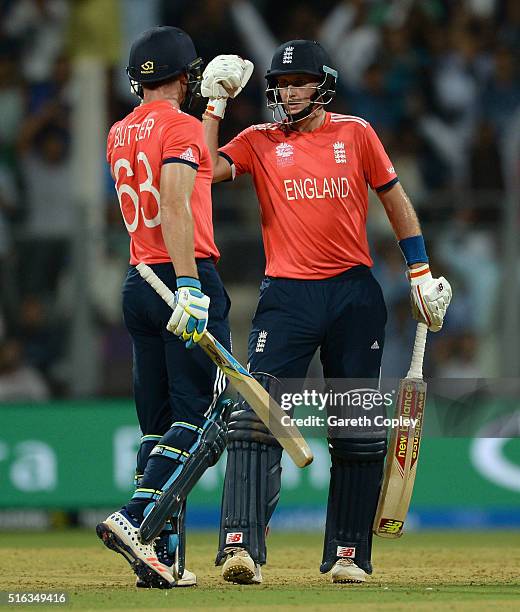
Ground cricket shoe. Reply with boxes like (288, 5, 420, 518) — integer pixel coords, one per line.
(135, 568, 196, 588)
(135, 532, 197, 588)
(221, 547, 262, 584)
(96, 509, 175, 589)
(330, 558, 368, 584)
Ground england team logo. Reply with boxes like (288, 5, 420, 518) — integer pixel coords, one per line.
(282, 46, 294, 64)
(333, 141, 347, 164)
(275, 142, 294, 167)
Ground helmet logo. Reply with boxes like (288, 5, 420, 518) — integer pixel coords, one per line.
(140, 60, 154, 74)
(282, 46, 294, 64)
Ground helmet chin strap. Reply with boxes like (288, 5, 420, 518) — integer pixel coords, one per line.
(285, 100, 317, 123)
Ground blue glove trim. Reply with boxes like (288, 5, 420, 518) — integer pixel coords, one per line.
(176, 276, 201, 290)
(398, 235, 429, 266)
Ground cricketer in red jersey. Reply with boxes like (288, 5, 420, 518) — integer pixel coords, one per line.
(202, 41, 452, 585)
(97, 26, 232, 590)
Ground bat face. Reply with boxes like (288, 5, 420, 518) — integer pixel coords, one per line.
(374, 378, 426, 538)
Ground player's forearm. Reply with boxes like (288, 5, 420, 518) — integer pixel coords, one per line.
(160, 200, 198, 279)
(202, 114, 232, 183)
(378, 183, 422, 241)
(203, 114, 221, 176)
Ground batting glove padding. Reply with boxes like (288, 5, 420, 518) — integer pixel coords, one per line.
(408, 264, 452, 332)
(202, 55, 254, 118)
(167, 277, 210, 349)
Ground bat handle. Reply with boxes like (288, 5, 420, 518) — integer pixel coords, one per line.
(407, 322, 428, 379)
(136, 263, 176, 308)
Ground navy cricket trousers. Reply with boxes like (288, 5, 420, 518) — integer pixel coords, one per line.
(122, 260, 231, 437)
(248, 265, 387, 380)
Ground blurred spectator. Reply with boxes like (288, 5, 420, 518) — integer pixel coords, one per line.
(481, 46, 520, 136)
(2, 0, 68, 82)
(0, 338, 50, 402)
(17, 91, 73, 295)
(346, 62, 403, 133)
(0, 53, 25, 161)
(469, 119, 504, 193)
(433, 332, 483, 379)
(15, 296, 64, 393)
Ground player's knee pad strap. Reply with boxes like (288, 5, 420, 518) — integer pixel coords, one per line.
(135, 434, 162, 487)
(320, 435, 387, 574)
(216, 372, 282, 566)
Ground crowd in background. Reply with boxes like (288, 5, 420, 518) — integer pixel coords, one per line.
(0, 0, 518, 400)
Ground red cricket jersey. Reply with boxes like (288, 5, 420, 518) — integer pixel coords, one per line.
(219, 112, 398, 279)
(107, 100, 219, 265)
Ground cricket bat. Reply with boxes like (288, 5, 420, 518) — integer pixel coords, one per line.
(136, 263, 313, 468)
(373, 322, 428, 538)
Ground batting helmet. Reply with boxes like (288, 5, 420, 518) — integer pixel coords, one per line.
(265, 40, 338, 123)
(127, 26, 203, 105)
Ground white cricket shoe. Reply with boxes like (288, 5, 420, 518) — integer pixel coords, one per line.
(96, 510, 175, 589)
(330, 558, 368, 583)
(135, 567, 197, 588)
(221, 547, 262, 584)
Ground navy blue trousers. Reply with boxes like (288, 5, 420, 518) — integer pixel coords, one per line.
(122, 260, 231, 513)
(248, 265, 387, 379)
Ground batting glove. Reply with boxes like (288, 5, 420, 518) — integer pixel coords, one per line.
(408, 264, 452, 332)
(167, 277, 210, 349)
(202, 54, 254, 119)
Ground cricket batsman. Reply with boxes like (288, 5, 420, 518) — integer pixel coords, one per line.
(96, 26, 236, 588)
(201, 41, 452, 583)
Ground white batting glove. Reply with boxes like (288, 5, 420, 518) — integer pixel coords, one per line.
(202, 55, 254, 119)
(408, 264, 452, 332)
(166, 277, 210, 349)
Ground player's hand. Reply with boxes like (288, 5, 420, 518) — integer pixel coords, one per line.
(202, 55, 254, 118)
(408, 264, 452, 332)
(167, 277, 210, 349)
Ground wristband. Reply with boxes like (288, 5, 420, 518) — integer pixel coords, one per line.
(398, 235, 429, 266)
(205, 98, 227, 119)
(176, 276, 201, 290)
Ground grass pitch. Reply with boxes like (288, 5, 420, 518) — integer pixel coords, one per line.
(0, 530, 519, 610)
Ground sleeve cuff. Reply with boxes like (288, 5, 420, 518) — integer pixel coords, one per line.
(375, 177, 399, 193)
(218, 151, 236, 181)
(163, 157, 199, 171)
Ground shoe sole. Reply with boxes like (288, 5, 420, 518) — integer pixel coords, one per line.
(332, 576, 366, 584)
(222, 563, 257, 585)
(96, 522, 172, 589)
(136, 577, 196, 588)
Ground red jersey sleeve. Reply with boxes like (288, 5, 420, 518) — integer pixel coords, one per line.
(161, 112, 204, 170)
(218, 126, 255, 177)
(106, 122, 117, 164)
(362, 123, 398, 192)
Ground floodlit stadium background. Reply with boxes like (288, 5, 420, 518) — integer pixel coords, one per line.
(0, 0, 519, 531)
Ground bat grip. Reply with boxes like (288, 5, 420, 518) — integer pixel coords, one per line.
(406, 322, 427, 379)
(136, 263, 176, 308)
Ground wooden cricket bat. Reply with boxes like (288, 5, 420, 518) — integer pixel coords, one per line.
(373, 322, 428, 538)
(136, 263, 313, 468)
